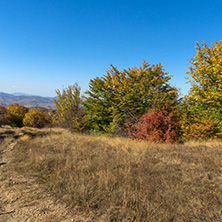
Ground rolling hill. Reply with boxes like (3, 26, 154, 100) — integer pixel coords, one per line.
(0, 92, 56, 109)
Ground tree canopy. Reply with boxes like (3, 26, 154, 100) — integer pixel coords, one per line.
(83, 60, 180, 134)
(186, 40, 222, 108)
(53, 83, 88, 131)
(182, 40, 222, 138)
(6, 103, 28, 127)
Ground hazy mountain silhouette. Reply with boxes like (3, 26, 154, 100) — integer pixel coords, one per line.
(0, 92, 56, 109)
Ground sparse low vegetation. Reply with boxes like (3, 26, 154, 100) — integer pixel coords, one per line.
(2, 127, 220, 221)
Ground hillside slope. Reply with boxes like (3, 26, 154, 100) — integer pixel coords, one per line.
(0, 92, 55, 109)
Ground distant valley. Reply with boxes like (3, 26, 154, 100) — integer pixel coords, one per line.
(0, 92, 56, 109)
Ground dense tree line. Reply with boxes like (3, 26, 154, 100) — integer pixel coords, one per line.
(2, 39, 222, 142)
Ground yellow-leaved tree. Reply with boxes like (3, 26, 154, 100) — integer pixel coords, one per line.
(53, 82, 88, 132)
(6, 103, 29, 127)
(182, 40, 222, 139)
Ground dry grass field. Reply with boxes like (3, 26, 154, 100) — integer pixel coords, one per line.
(0, 126, 222, 221)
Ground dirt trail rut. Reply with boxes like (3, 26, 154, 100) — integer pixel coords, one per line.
(0, 129, 74, 222)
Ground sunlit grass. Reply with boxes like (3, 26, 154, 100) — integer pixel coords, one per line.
(5, 127, 222, 221)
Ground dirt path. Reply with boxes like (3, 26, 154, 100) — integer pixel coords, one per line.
(0, 130, 74, 222)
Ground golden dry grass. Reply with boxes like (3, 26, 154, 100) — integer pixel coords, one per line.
(3, 127, 222, 221)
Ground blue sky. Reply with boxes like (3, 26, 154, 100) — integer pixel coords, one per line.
(0, 0, 222, 97)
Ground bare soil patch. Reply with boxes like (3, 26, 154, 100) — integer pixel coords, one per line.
(0, 127, 73, 222)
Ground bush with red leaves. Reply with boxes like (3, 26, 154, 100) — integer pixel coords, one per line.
(125, 107, 182, 143)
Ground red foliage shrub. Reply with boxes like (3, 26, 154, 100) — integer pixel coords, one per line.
(125, 107, 182, 143)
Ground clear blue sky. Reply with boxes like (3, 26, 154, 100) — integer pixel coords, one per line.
(0, 0, 222, 97)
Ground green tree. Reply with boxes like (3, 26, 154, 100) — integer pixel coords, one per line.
(6, 103, 29, 127)
(83, 60, 180, 134)
(182, 39, 222, 139)
(53, 83, 88, 131)
(23, 108, 51, 128)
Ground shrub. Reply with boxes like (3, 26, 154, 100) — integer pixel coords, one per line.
(125, 107, 182, 143)
(181, 112, 219, 140)
(181, 96, 221, 140)
(23, 108, 51, 128)
(6, 103, 29, 127)
(0, 105, 8, 126)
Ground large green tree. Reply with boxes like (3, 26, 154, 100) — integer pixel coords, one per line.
(83, 60, 180, 134)
(182, 40, 222, 139)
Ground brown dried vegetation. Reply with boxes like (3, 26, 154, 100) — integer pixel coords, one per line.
(1, 127, 222, 221)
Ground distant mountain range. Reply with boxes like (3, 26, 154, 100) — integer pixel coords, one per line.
(0, 92, 56, 109)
